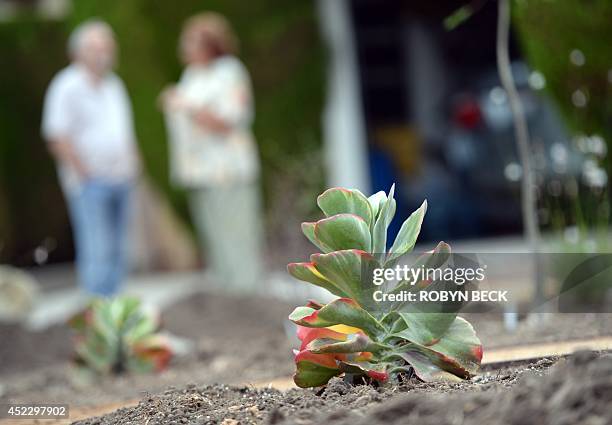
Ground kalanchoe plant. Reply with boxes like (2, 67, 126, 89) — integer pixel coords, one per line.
(69, 297, 172, 375)
(288, 186, 483, 387)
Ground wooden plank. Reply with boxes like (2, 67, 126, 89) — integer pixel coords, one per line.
(482, 336, 612, 364)
(0, 400, 139, 425)
(2, 336, 610, 424)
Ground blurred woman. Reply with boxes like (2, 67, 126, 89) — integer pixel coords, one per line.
(161, 13, 263, 290)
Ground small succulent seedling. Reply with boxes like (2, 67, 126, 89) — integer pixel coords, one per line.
(288, 186, 483, 387)
(69, 297, 172, 375)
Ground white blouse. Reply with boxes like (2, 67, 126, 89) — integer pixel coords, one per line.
(164, 56, 260, 188)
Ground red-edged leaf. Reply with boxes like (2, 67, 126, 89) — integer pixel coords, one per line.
(290, 299, 386, 339)
(394, 316, 482, 379)
(306, 300, 325, 310)
(297, 326, 347, 351)
(289, 306, 336, 327)
(306, 333, 383, 354)
(301, 221, 332, 253)
(287, 262, 348, 298)
(338, 361, 389, 383)
(317, 187, 373, 225)
(314, 213, 372, 252)
(310, 249, 380, 309)
(394, 350, 464, 383)
(294, 350, 341, 388)
(132, 335, 173, 372)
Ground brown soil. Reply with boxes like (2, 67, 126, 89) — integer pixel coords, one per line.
(0, 322, 72, 376)
(0, 292, 294, 405)
(1, 290, 611, 410)
(73, 352, 612, 425)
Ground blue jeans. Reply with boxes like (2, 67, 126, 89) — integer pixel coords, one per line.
(67, 180, 133, 296)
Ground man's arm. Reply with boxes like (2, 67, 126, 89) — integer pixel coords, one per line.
(42, 74, 88, 177)
(46, 137, 88, 179)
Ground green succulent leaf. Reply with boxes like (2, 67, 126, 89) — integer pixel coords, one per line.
(387, 200, 428, 264)
(372, 184, 396, 261)
(289, 306, 337, 327)
(367, 191, 387, 221)
(314, 214, 372, 252)
(287, 262, 349, 298)
(386, 241, 453, 310)
(392, 350, 464, 382)
(408, 241, 452, 277)
(289, 298, 386, 339)
(381, 311, 407, 333)
(307, 333, 385, 354)
(398, 312, 457, 346)
(316, 299, 386, 339)
(123, 315, 158, 344)
(338, 361, 389, 382)
(317, 187, 373, 225)
(75, 342, 114, 374)
(310, 249, 380, 308)
(301, 221, 333, 253)
(125, 356, 156, 374)
(394, 316, 482, 378)
(294, 351, 341, 388)
(91, 302, 120, 343)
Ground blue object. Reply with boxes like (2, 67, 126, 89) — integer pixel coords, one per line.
(67, 180, 133, 296)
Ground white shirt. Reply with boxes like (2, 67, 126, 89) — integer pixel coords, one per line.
(164, 56, 260, 187)
(42, 64, 138, 193)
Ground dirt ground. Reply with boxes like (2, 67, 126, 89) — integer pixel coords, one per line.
(0, 292, 294, 405)
(1, 291, 611, 413)
(73, 352, 612, 425)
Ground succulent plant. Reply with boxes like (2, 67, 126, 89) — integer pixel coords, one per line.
(288, 186, 483, 387)
(69, 297, 172, 375)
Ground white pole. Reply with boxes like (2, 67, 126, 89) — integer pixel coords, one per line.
(317, 0, 370, 194)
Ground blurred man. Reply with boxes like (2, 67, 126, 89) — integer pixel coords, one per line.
(42, 19, 139, 296)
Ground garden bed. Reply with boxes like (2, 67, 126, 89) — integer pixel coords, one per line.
(74, 352, 611, 425)
(0, 292, 294, 405)
(1, 291, 611, 418)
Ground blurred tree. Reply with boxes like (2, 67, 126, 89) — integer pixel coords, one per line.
(0, 18, 71, 265)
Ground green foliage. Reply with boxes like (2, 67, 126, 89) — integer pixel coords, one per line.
(69, 297, 172, 375)
(288, 187, 483, 388)
(0, 18, 71, 263)
(513, 1, 612, 300)
(443, 5, 475, 30)
(513, 0, 612, 170)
